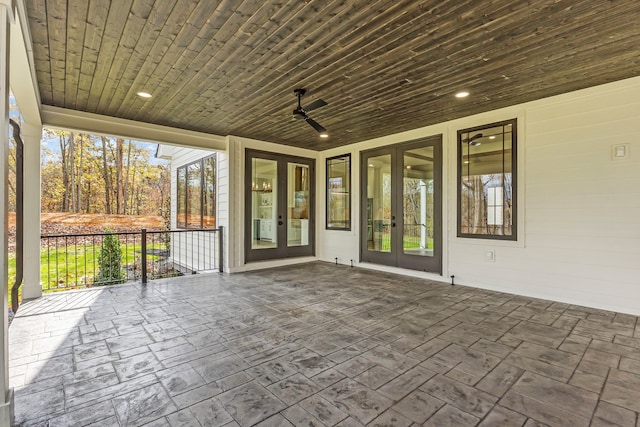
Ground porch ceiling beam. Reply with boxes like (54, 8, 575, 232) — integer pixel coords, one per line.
(41, 105, 226, 151)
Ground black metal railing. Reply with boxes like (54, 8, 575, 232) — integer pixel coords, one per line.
(39, 227, 223, 291)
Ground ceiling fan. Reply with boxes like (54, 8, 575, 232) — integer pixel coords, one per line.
(292, 88, 328, 138)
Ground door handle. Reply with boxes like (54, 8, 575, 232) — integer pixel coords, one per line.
(278, 221, 283, 225)
(392, 223, 396, 227)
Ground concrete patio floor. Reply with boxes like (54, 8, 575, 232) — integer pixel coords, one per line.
(9, 262, 640, 426)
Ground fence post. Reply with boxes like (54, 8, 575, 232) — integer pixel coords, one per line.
(141, 228, 147, 284)
(218, 226, 224, 273)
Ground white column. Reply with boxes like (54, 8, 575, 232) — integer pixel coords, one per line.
(0, 0, 15, 424)
(21, 122, 41, 299)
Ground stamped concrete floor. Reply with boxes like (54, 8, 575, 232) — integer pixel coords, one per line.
(9, 262, 640, 426)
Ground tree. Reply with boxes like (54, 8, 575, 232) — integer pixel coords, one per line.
(40, 130, 170, 220)
(95, 230, 125, 285)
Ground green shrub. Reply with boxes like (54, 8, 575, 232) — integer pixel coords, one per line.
(95, 230, 125, 286)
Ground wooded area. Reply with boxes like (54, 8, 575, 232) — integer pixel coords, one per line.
(8, 124, 170, 223)
(41, 130, 170, 219)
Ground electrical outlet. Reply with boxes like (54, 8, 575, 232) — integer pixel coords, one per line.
(485, 250, 495, 262)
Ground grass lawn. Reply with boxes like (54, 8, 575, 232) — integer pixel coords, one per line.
(7, 243, 166, 297)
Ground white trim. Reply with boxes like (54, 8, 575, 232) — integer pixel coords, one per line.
(41, 105, 227, 150)
(9, 0, 41, 125)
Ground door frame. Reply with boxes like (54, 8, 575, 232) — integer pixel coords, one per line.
(359, 135, 442, 273)
(244, 149, 315, 263)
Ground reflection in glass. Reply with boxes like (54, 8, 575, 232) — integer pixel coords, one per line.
(327, 155, 350, 230)
(177, 167, 186, 228)
(187, 162, 201, 228)
(288, 163, 309, 247)
(403, 146, 434, 256)
(366, 154, 392, 252)
(459, 120, 515, 238)
(203, 156, 216, 228)
(251, 158, 277, 249)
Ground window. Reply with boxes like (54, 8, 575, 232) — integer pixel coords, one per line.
(458, 119, 516, 240)
(177, 154, 217, 229)
(326, 154, 351, 230)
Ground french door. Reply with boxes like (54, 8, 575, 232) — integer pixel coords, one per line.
(245, 149, 315, 262)
(360, 136, 442, 273)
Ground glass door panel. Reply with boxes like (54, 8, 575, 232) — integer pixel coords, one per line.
(250, 157, 277, 250)
(361, 137, 442, 273)
(366, 154, 392, 253)
(402, 146, 434, 257)
(287, 162, 310, 247)
(246, 149, 315, 263)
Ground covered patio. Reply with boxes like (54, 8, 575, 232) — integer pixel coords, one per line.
(10, 262, 640, 426)
(2, 0, 640, 425)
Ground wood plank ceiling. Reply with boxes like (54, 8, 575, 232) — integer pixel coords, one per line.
(25, 0, 640, 150)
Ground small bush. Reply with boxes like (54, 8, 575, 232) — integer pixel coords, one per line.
(95, 230, 125, 285)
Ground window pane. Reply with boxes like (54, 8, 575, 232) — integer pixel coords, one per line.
(288, 162, 310, 247)
(458, 119, 516, 239)
(251, 157, 277, 249)
(187, 162, 202, 228)
(403, 146, 433, 256)
(177, 167, 186, 228)
(366, 154, 392, 252)
(327, 155, 350, 230)
(203, 156, 216, 228)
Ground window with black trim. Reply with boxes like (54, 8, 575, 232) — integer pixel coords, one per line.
(458, 119, 516, 240)
(177, 155, 217, 229)
(326, 154, 351, 230)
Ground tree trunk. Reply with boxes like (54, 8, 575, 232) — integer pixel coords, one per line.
(123, 140, 133, 214)
(472, 176, 485, 233)
(101, 136, 112, 214)
(116, 138, 124, 214)
(77, 134, 84, 212)
(60, 134, 69, 212)
(69, 132, 76, 212)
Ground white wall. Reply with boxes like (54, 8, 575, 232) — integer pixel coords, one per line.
(316, 76, 640, 315)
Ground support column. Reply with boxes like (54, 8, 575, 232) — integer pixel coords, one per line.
(0, 1, 15, 424)
(21, 122, 41, 299)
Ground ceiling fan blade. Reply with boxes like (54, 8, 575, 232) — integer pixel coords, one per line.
(304, 99, 327, 112)
(305, 117, 327, 133)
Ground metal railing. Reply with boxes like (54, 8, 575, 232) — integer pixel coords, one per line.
(39, 226, 223, 291)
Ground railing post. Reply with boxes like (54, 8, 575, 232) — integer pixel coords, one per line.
(218, 226, 224, 273)
(141, 228, 147, 284)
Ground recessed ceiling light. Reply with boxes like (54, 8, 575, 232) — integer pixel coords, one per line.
(368, 164, 374, 167)
(137, 92, 152, 98)
(463, 160, 470, 164)
(455, 91, 469, 98)
(406, 165, 411, 169)
(319, 132, 329, 138)
(489, 136, 496, 140)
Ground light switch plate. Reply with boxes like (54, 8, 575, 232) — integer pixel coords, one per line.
(612, 144, 629, 160)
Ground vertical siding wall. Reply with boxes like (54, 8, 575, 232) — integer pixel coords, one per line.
(316, 77, 640, 315)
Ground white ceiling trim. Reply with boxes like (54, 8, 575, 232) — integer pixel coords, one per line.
(41, 105, 227, 151)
